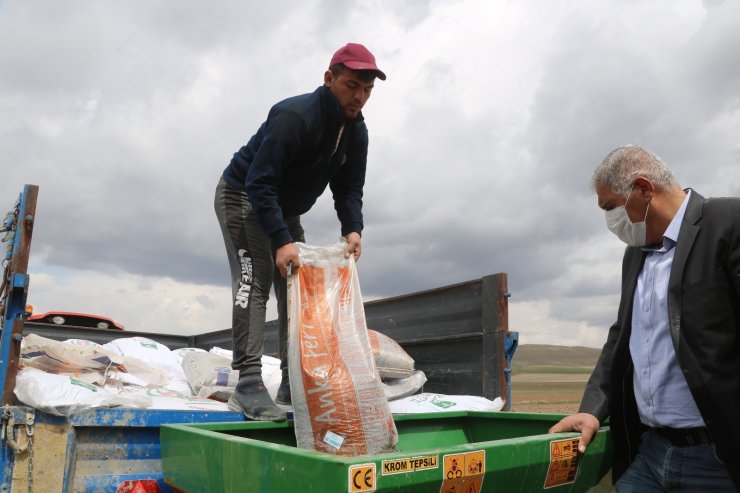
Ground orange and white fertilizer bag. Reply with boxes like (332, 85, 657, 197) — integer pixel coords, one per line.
(287, 241, 398, 456)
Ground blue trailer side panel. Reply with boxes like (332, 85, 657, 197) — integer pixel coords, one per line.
(8, 407, 246, 492)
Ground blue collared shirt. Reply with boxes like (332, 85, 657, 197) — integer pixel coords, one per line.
(630, 190, 705, 428)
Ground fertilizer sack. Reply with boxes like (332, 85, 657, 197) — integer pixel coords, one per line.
(20, 334, 168, 386)
(288, 241, 398, 456)
(367, 329, 415, 379)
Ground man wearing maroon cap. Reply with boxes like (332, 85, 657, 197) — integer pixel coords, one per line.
(214, 43, 385, 420)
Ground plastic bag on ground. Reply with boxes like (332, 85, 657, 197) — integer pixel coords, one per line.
(288, 241, 398, 456)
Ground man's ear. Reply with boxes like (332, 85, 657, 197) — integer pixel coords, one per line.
(633, 176, 655, 200)
(324, 70, 333, 87)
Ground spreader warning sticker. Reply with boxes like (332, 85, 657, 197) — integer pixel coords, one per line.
(348, 463, 376, 493)
(439, 450, 485, 493)
(382, 455, 439, 475)
(544, 437, 582, 489)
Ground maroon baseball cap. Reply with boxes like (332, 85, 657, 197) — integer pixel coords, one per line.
(329, 43, 386, 80)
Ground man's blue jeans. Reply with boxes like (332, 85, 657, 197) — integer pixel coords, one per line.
(616, 430, 734, 492)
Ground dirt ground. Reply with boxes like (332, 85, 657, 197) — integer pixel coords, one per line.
(510, 373, 589, 414)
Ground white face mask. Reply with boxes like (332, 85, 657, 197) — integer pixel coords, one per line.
(604, 186, 650, 246)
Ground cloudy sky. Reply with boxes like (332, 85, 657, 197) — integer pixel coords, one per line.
(2, 0, 739, 348)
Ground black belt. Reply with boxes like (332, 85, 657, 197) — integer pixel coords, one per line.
(653, 427, 712, 446)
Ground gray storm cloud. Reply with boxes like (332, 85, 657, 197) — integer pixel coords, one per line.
(1, 0, 738, 344)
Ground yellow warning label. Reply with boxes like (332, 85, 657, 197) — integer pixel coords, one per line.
(544, 437, 582, 489)
(440, 450, 485, 493)
(439, 477, 464, 493)
(382, 455, 439, 475)
(463, 477, 483, 493)
(441, 477, 483, 493)
(464, 451, 485, 476)
(349, 463, 376, 493)
(443, 453, 465, 480)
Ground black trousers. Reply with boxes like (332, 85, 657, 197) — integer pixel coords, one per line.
(214, 177, 304, 378)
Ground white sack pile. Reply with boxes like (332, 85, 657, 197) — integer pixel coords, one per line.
(15, 334, 246, 415)
(15, 331, 491, 417)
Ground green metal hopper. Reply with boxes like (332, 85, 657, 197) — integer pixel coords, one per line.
(161, 411, 612, 492)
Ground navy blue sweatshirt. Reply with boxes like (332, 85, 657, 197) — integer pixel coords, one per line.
(222, 85, 367, 250)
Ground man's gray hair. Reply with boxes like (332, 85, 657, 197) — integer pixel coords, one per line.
(591, 145, 677, 195)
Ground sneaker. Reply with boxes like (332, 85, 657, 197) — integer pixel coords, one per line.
(275, 378, 291, 406)
(227, 376, 287, 421)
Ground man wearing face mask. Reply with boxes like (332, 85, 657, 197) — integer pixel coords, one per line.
(549, 145, 740, 492)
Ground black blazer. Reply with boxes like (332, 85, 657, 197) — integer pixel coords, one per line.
(580, 190, 740, 490)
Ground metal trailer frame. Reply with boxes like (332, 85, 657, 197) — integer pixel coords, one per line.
(160, 412, 613, 493)
(1, 185, 519, 492)
(1, 185, 38, 404)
